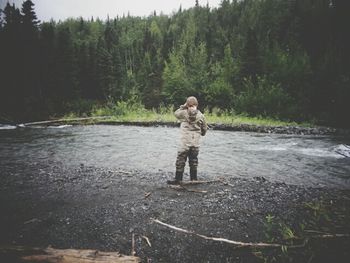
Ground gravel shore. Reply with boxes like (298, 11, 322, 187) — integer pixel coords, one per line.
(1, 161, 349, 262)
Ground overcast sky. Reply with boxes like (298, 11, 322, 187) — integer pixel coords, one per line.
(1, 0, 223, 21)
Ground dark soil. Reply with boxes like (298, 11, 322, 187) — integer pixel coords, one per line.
(0, 161, 349, 262)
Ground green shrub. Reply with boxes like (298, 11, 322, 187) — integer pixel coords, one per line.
(234, 76, 297, 120)
(90, 97, 146, 117)
(63, 99, 97, 117)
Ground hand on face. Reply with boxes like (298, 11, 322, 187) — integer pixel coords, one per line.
(187, 105, 197, 110)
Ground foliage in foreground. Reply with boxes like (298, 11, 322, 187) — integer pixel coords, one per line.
(258, 200, 350, 262)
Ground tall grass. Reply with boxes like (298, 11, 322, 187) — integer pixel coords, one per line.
(62, 100, 311, 127)
(89, 101, 175, 122)
(204, 108, 305, 127)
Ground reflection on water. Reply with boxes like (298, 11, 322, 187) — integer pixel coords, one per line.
(1, 125, 350, 189)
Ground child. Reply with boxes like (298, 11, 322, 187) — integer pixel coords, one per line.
(167, 96, 207, 184)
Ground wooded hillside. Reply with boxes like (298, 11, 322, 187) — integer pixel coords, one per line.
(1, 0, 349, 127)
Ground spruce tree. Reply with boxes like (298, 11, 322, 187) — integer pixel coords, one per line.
(1, 3, 23, 119)
(54, 26, 79, 103)
(21, 0, 40, 30)
(96, 37, 116, 100)
(20, 0, 41, 114)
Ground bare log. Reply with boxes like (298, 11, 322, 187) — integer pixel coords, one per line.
(0, 246, 140, 262)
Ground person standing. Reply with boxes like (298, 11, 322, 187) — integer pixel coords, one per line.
(167, 96, 207, 184)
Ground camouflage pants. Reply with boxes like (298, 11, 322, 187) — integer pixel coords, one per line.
(175, 146, 199, 173)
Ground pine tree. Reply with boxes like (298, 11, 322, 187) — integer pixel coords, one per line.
(206, 44, 236, 109)
(20, 0, 41, 112)
(40, 22, 56, 103)
(104, 19, 118, 51)
(54, 26, 79, 102)
(0, 8, 3, 29)
(188, 42, 209, 104)
(162, 50, 190, 105)
(1, 3, 23, 119)
(241, 28, 261, 79)
(21, 0, 40, 30)
(96, 37, 116, 100)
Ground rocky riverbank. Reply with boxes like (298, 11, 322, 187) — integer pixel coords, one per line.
(13, 117, 350, 136)
(96, 121, 344, 135)
(0, 161, 349, 262)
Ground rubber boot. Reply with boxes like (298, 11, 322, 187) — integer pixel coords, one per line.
(190, 167, 197, 181)
(167, 171, 183, 185)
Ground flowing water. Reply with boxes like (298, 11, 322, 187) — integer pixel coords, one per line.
(1, 124, 350, 189)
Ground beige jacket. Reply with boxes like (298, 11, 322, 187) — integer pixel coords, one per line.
(175, 106, 207, 150)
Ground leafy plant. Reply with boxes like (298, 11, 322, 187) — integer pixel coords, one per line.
(234, 75, 296, 120)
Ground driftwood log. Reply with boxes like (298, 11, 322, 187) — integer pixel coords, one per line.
(0, 246, 141, 263)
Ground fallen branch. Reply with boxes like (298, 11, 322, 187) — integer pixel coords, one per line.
(23, 218, 42, 224)
(141, 235, 152, 247)
(168, 185, 207, 193)
(151, 219, 349, 249)
(119, 170, 132, 175)
(179, 180, 221, 185)
(22, 116, 112, 126)
(309, 233, 350, 239)
(304, 229, 331, 235)
(131, 233, 136, 256)
(181, 178, 236, 188)
(220, 180, 236, 187)
(151, 218, 282, 248)
(115, 170, 134, 177)
(0, 246, 140, 262)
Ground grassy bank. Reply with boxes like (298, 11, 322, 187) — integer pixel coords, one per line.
(62, 101, 311, 128)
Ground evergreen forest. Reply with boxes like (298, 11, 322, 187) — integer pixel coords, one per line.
(1, 0, 349, 127)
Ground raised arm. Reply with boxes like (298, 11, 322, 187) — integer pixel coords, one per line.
(174, 104, 188, 121)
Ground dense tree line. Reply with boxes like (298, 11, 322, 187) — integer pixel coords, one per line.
(0, 0, 349, 127)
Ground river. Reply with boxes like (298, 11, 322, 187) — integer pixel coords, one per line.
(1, 124, 350, 189)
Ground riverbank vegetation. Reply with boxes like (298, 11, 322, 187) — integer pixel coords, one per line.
(258, 199, 350, 262)
(60, 98, 304, 127)
(1, 0, 349, 128)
